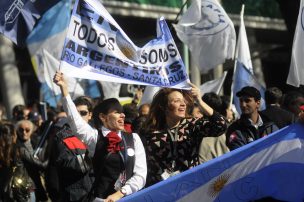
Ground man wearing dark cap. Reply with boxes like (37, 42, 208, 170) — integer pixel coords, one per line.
(53, 71, 147, 202)
(226, 86, 279, 150)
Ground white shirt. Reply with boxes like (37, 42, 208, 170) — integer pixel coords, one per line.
(62, 94, 147, 196)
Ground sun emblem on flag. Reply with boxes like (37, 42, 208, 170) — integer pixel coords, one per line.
(116, 31, 138, 61)
(208, 173, 230, 198)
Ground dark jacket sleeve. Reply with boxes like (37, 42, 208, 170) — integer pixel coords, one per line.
(226, 129, 247, 151)
(194, 112, 227, 137)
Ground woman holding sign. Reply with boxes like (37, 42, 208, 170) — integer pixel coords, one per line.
(141, 84, 227, 186)
(53, 71, 147, 202)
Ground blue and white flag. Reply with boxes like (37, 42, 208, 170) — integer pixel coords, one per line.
(173, 0, 236, 73)
(121, 123, 304, 202)
(287, 0, 304, 87)
(0, 0, 60, 46)
(234, 6, 253, 74)
(60, 0, 190, 89)
(27, 0, 71, 83)
(232, 6, 265, 114)
(233, 63, 266, 114)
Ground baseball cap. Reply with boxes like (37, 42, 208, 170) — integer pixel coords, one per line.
(236, 86, 261, 100)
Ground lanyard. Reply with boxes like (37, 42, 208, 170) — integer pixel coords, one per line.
(167, 127, 179, 169)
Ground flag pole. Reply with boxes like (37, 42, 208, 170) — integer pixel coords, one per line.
(45, 62, 59, 106)
(229, 4, 245, 107)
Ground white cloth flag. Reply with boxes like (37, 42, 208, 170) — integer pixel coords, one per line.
(60, 0, 190, 89)
(43, 50, 84, 97)
(235, 7, 253, 74)
(287, 0, 304, 87)
(200, 71, 227, 94)
(139, 86, 161, 106)
(99, 81, 121, 99)
(232, 6, 265, 114)
(174, 0, 236, 73)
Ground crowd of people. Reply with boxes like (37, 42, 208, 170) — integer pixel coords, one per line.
(0, 71, 304, 202)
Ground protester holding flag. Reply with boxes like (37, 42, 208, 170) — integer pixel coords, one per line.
(53, 71, 147, 202)
(226, 86, 279, 151)
(141, 84, 227, 186)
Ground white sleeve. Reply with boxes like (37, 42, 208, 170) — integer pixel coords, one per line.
(61, 94, 98, 154)
(122, 133, 147, 195)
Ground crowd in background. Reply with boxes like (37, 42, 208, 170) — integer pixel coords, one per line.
(0, 76, 304, 201)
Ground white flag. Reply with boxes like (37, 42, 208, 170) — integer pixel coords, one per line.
(139, 86, 161, 106)
(43, 50, 85, 98)
(99, 81, 121, 99)
(232, 6, 265, 114)
(235, 7, 253, 73)
(287, 0, 304, 87)
(174, 0, 236, 73)
(60, 0, 190, 89)
(200, 71, 227, 94)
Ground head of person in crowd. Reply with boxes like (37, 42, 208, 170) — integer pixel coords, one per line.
(265, 87, 283, 106)
(138, 103, 150, 116)
(282, 91, 304, 116)
(0, 122, 18, 167)
(16, 120, 35, 142)
(123, 103, 138, 133)
(190, 103, 203, 118)
(74, 96, 93, 123)
(220, 95, 235, 123)
(236, 86, 261, 118)
(93, 98, 125, 132)
(28, 111, 43, 128)
(202, 92, 222, 112)
(0, 103, 7, 122)
(12, 104, 28, 122)
(145, 88, 193, 131)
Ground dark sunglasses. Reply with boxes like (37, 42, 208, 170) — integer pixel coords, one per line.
(78, 110, 89, 116)
(18, 128, 31, 133)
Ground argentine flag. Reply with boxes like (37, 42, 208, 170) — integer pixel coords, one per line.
(121, 123, 304, 201)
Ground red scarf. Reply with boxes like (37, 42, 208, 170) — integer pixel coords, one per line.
(106, 131, 124, 153)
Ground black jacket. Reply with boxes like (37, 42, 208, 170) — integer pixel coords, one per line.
(260, 105, 295, 129)
(53, 126, 94, 202)
(226, 114, 279, 151)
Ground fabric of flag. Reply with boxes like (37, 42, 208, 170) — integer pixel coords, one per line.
(287, 0, 304, 87)
(99, 81, 121, 99)
(120, 123, 304, 202)
(233, 63, 266, 115)
(26, 0, 71, 83)
(43, 50, 84, 97)
(60, 0, 190, 89)
(0, 0, 60, 46)
(173, 0, 236, 73)
(235, 8, 253, 74)
(200, 71, 227, 95)
(232, 8, 265, 114)
(138, 86, 161, 106)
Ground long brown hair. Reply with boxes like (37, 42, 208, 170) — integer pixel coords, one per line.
(143, 88, 194, 132)
(0, 122, 19, 167)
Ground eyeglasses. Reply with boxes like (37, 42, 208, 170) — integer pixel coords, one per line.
(18, 128, 31, 133)
(78, 110, 89, 116)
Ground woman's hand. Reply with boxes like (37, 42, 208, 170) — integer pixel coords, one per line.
(53, 70, 68, 97)
(104, 190, 124, 202)
(188, 82, 202, 100)
(188, 81, 213, 116)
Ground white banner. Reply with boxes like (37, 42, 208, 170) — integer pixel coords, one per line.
(60, 0, 190, 89)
